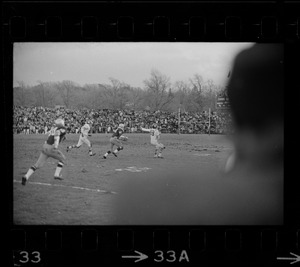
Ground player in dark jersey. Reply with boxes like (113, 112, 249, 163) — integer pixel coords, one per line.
(103, 124, 125, 159)
(22, 118, 67, 185)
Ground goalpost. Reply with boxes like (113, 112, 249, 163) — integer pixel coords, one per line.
(208, 108, 211, 136)
(178, 105, 214, 135)
(178, 106, 212, 135)
(178, 105, 181, 135)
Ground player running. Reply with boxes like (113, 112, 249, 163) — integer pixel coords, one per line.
(141, 123, 165, 158)
(103, 123, 125, 159)
(66, 120, 95, 156)
(22, 118, 67, 185)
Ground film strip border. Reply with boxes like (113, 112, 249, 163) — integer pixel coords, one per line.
(12, 227, 300, 265)
(2, 2, 300, 41)
(5, 1, 300, 266)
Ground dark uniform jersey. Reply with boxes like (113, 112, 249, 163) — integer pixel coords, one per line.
(111, 128, 123, 139)
(46, 126, 66, 145)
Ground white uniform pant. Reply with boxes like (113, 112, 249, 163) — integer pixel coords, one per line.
(77, 134, 91, 147)
(151, 141, 164, 152)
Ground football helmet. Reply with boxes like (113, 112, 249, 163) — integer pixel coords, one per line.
(55, 118, 65, 127)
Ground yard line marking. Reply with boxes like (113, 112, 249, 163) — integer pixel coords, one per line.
(13, 180, 117, 194)
(115, 166, 151, 172)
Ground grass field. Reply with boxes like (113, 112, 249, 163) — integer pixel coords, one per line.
(13, 133, 233, 225)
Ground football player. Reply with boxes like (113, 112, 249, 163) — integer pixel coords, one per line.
(67, 120, 95, 156)
(141, 123, 165, 158)
(22, 118, 67, 185)
(103, 123, 125, 159)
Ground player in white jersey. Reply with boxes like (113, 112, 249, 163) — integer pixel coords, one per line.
(67, 120, 95, 156)
(22, 118, 67, 185)
(141, 123, 165, 158)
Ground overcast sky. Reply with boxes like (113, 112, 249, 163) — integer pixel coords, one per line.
(13, 42, 254, 89)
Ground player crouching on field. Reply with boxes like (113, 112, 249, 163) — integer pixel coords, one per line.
(103, 123, 126, 159)
(141, 123, 165, 158)
(22, 118, 67, 185)
(66, 119, 95, 156)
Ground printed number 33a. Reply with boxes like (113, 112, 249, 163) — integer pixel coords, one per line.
(154, 250, 189, 263)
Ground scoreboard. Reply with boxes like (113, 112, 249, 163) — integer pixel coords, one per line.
(216, 84, 230, 110)
(216, 96, 230, 109)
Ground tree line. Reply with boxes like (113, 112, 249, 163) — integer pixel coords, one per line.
(14, 69, 227, 113)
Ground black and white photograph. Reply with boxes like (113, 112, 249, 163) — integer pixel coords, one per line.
(13, 42, 283, 225)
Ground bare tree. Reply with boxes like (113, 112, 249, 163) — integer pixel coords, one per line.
(80, 84, 103, 109)
(189, 74, 205, 112)
(190, 74, 204, 93)
(112, 79, 130, 110)
(35, 80, 48, 107)
(55, 80, 76, 108)
(207, 79, 214, 91)
(127, 87, 145, 110)
(143, 69, 174, 111)
(101, 78, 130, 110)
(44, 82, 57, 107)
(14, 81, 27, 106)
(109, 78, 121, 109)
(203, 79, 217, 111)
(101, 85, 114, 109)
(32, 81, 50, 107)
(174, 80, 191, 112)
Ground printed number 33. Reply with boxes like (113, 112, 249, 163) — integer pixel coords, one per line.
(18, 251, 41, 264)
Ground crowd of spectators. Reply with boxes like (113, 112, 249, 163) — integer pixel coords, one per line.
(13, 106, 233, 135)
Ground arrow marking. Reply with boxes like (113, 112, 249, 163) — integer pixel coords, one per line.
(277, 252, 300, 264)
(122, 250, 148, 263)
